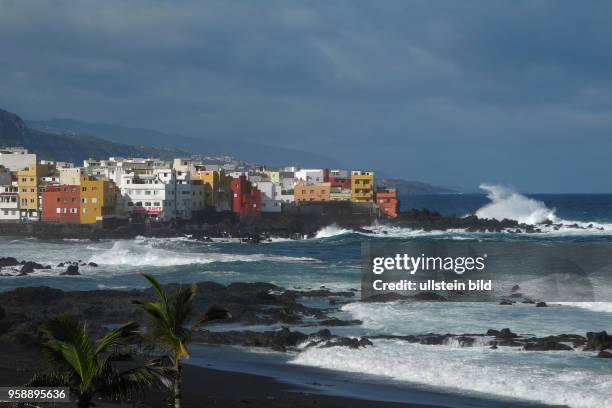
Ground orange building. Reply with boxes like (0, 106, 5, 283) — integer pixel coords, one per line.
(376, 189, 398, 218)
(41, 185, 80, 223)
(294, 181, 331, 202)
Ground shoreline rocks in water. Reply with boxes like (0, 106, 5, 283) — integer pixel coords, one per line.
(0, 282, 608, 358)
(0, 208, 591, 241)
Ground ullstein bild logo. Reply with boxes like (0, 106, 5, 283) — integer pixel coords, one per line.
(371, 254, 487, 275)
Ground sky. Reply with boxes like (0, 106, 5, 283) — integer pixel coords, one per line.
(0, 0, 610, 193)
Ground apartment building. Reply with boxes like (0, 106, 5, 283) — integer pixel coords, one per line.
(17, 163, 55, 221)
(0, 167, 18, 222)
(230, 175, 261, 216)
(376, 188, 398, 218)
(294, 181, 331, 202)
(0, 147, 36, 171)
(41, 184, 80, 223)
(80, 175, 119, 224)
(351, 170, 374, 202)
(295, 169, 328, 185)
(252, 181, 282, 213)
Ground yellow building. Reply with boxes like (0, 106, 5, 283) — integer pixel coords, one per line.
(262, 170, 280, 184)
(79, 175, 118, 224)
(351, 170, 374, 202)
(193, 170, 232, 210)
(17, 163, 54, 221)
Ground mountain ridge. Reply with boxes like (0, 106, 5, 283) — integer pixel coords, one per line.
(0, 109, 188, 163)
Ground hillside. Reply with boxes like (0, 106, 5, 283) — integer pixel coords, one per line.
(27, 118, 340, 168)
(0, 109, 188, 163)
(378, 177, 457, 194)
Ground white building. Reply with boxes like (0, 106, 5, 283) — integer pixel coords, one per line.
(252, 181, 282, 212)
(119, 168, 192, 221)
(0, 167, 18, 222)
(0, 147, 36, 171)
(0, 184, 19, 222)
(295, 169, 325, 184)
(59, 167, 82, 185)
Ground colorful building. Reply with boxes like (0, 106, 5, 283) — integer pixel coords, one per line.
(329, 169, 351, 189)
(330, 187, 352, 201)
(351, 170, 374, 202)
(17, 163, 54, 221)
(80, 175, 118, 224)
(193, 169, 231, 210)
(294, 181, 331, 202)
(376, 188, 398, 218)
(41, 184, 80, 223)
(230, 175, 261, 216)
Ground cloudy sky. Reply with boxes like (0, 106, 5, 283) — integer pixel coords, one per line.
(1, 0, 610, 192)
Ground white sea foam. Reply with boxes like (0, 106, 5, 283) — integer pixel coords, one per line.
(314, 224, 353, 238)
(476, 184, 612, 233)
(476, 184, 557, 224)
(551, 302, 612, 314)
(290, 340, 612, 408)
(88, 240, 316, 267)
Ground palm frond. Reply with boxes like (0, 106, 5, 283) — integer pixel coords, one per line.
(95, 321, 141, 356)
(192, 306, 232, 331)
(141, 273, 168, 306)
(96, 363, 171, 401)
(25, 371, 70, 388)
(172, 283, 197, 329)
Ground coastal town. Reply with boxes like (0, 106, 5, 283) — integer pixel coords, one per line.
(0, 146, 398, 225)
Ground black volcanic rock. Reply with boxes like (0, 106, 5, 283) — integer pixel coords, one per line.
(584, 331, 612, 351)
(61, 264, 80, 276)
(19, 261, 47, 275)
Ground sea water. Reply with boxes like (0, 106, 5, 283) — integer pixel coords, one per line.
(1, 186, 611, 407)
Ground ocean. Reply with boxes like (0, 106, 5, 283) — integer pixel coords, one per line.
(1, 186, 611, 407)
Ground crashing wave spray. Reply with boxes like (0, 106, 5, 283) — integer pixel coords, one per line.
(476, 184, 557, 224)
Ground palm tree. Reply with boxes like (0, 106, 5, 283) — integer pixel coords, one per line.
(133, 273, 231, 408)
(28, 315, 168, 408)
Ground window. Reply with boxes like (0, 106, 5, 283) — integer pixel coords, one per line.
(154, 202, 160, 206)
(92, 186, 97, 191)
(82, 208, 88, 214)
(92, 198, 98, 204)
(56, 208, 61, 214)
(145, 190, 151, 195)
(70, 208, 78, 214)
(81, 198, 87, 203)
(145, 202, 151, 206)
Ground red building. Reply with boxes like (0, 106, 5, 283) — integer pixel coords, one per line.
(329, 176, 351, 189)
(41, 184, 81, 223)
(376, 189, 398, 218)
(230, 175, 261, 216)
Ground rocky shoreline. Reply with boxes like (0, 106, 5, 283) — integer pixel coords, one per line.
(1, 281, 609, 360)
(0, 208, 594, 241)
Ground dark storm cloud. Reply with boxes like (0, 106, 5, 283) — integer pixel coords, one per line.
(0, 0, 610, 192)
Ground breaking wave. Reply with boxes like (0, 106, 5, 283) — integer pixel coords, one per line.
(290, 340, 612, 408)
(476, 184, 612, 232)
(88, 240, 316, 267)
(314, 224, 353, 238)
(476, 184, 557, 224)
